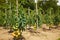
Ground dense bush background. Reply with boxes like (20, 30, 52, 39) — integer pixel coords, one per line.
(0, 0, 60, 29)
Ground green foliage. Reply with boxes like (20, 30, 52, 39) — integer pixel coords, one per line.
(53, 15, 60, 25)
(0, 0, 60, 30)
(28, 10, 36, 26)
(38, 8, 43, 26)
(18, 9, 27, 31)
(0, 7, 6, 26)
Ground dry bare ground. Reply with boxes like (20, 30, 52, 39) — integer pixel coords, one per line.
(0, 27, 13, 40)
(0, 27, 60, 40)
(22, 28, 60, 40)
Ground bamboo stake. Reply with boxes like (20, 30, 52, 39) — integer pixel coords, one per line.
(36, 2, 38, 29)
(16, 0, 18, 16)
(5, 0, 8, 28)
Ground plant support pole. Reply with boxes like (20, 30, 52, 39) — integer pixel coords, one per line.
(16, 0, 19, 25)
(36, 2, 38, 29)
(5, 0, 8, 27)
(16, 0, 18, 16)
(26, 7, 30, 29)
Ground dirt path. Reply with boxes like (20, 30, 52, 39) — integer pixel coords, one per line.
(0, 27, 13, 40)
(0, 27, 60, 40)
(22, 29, 60, 40)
